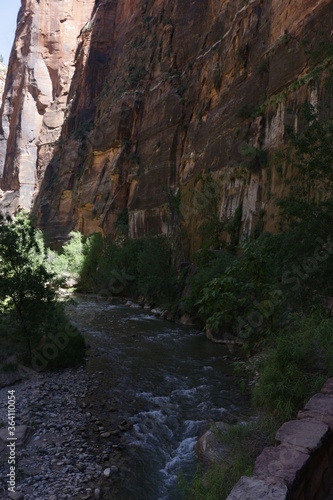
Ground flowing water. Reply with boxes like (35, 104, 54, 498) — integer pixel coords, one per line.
(70, 297, 250, 500)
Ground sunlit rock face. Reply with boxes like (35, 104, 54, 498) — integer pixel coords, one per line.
(0, 0, 95, 212)
(0, 62, 6, 102)
(2, 0, 333, 248)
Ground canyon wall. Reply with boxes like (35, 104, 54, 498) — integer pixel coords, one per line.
(0, 0, 95, 212)
(1, 0, 333, 250)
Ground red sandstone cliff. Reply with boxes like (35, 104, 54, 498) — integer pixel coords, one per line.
(0, 0, 95, 211)
(1, 0, 333, 251)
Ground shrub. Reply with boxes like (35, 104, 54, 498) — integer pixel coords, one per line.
(137, 236, 177, 305)
(31, 306, 85, 371)
(79, 233, 178, 307)
(47, 231, 85, 277)
(181, 249, 235, 319)
(252, 313, 332, 419)
(197, 237, 283, 341)
(0, 211, 57, 357)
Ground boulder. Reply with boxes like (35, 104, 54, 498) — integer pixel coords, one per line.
(194, 422, 230, 465)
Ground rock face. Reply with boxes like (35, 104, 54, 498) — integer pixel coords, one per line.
(0, 62, 6, 103)
(0, 0, 95, 212)
(1, 0, 333, 247)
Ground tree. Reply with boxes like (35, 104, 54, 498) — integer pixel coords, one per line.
(277, 103, 333, 238)
(0, 211, 56, 357)
(274, 102, 333, 296)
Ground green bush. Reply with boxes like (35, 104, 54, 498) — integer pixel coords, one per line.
(79, 233, 178, 307)
(181, 249, 235, 319)
(32, 310, 85, 371)
(137, 236, 177, 305)
(252, 313, 333, 419)
(0, 211, 57, 357)
(197, 237, 283, 340)
(47, 231, 85, 277)
(79, 233, 104, 291)
(0, 213, 84, 370)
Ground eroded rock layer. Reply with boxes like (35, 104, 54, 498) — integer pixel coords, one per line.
(0, 0, 95, 211)
(1, 0, 333, 249)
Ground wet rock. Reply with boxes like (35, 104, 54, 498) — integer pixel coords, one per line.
(126, 300, 141, 308)
(206, 328, 241, 345)
(179, 313, 195, 326)
(151, 308, 162, 316)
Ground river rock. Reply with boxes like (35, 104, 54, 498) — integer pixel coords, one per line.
(126, 300, 141, 308)
(179, 313, 196, 326)
(103, 467, 111, 478)
(195, 422, 230, 465)
(8, 492, 24, 500)
(151, 307, 163, 316)
(206, 327, 241, 345)
(101, 432, 111, 438)
(0, 425, 32, 448)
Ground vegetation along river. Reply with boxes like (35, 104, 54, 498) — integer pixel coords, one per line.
(69, 296, 250, 499)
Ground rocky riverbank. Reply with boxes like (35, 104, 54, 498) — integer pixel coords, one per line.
(0, 358, 129, 499)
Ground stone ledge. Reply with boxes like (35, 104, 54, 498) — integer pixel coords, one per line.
(226, 379, 333, 499)
(226, 475, 288, 499)
(321, 378, 333, 396)
(275, 420, 329, 453)
(298, 393, 333, 429)
(253, 445, 308, 488)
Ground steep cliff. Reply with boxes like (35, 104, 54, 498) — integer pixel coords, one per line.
(1, 0, 333, 251)
(0, 62, 6, 103)
(0, 0, 95, 212)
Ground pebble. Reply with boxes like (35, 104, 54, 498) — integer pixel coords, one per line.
(0, 366, 122, 499)
(101, 432, 111, 438)
(103, 467, 111, 478)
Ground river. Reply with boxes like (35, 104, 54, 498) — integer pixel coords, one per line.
(69, 296, 250, 500)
